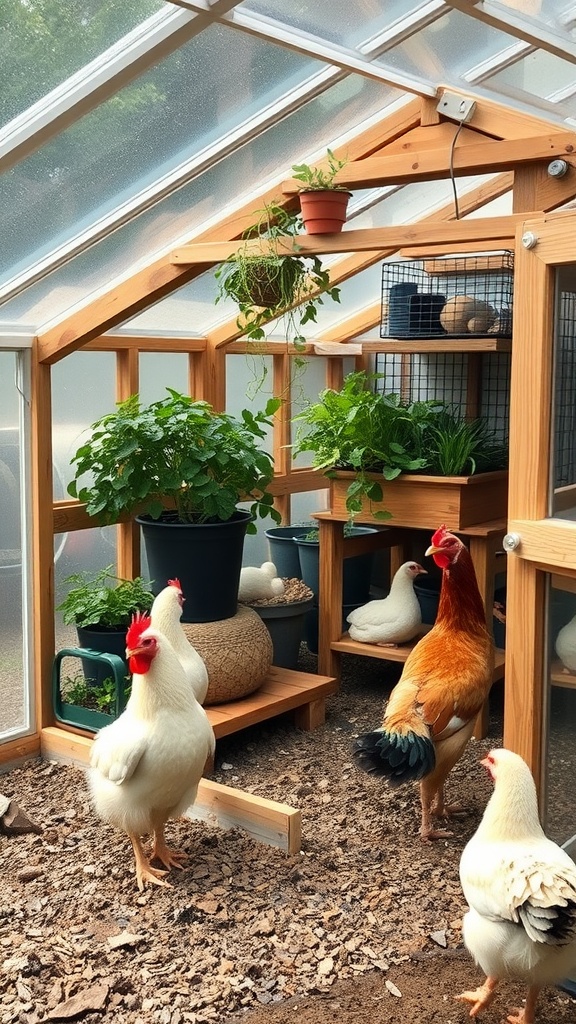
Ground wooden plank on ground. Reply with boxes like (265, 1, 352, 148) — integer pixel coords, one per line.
(40, 726, 301, 853)
(185, 779, 301, 856)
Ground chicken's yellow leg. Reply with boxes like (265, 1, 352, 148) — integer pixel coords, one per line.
(420, 780, 454, 840)
(456, 975, 498, 1017)
(128, 833, 170, 890)
(151, 823, 188, 871)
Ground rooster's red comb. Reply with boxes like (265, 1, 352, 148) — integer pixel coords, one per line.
(126, 611, 152, 648)
(430, 524, 450, 546)
(168, 578, 182, 591)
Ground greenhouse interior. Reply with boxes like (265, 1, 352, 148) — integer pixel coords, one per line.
(3, 1, 576, 1020)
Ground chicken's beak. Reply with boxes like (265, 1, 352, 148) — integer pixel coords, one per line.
(126, 644, 144, 659)
(416, 565, 428, 575)
(425, 544, 441, 557)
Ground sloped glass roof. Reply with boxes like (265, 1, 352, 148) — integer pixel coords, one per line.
(2, 0, 576, 333)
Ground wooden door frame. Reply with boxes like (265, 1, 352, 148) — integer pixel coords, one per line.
(505, 211, 576, 797)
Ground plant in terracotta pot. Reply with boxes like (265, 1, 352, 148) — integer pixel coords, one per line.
(291, 370, 508, 527)
(291, 149, 351, 234)
(214, 201, 341, 351)
(67, 390, 282, 622)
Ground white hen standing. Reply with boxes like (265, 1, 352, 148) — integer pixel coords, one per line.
(89, 613, 215, 891)
(346, 560, 427, 645)
(457, 747, 576, 1023)
(150, 578, 209, 704)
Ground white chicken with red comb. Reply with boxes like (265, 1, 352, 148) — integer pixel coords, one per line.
(89, 612, 215, 890)
(150, 578, 209, 704)
(457, 748, 576, 1024)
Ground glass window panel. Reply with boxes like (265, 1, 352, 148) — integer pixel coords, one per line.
(0, 352, 27, 738)
(0, 0, 164, 127)
(552, 266, 576, 519)
(547, 576, 576, 847)
(0, 78, 400, 329)
(139, 353, 189, 405)
(238, 0, 414, 47)
(375, 9, 517, 80)
(495, 0, 576, 32)
(0, 24, 318, 289)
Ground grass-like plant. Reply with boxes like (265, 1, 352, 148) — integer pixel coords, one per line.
(424, 411, 508, 476)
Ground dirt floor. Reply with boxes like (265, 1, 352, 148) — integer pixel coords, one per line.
(1, 649, 575, 1024)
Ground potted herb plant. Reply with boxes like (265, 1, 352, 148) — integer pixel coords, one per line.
(53, 649, 130, 732)
(67, 390, 282, 623)
(292, 370, 508, 530)
(57, 564, 154, 685)
(291, 149, 351, 234)
(214, 201, 341, 350)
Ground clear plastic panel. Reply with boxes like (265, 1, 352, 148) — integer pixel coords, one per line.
(547, 576, 576, 847)
(552, 267, 576, 519)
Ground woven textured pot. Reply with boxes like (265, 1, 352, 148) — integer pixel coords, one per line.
(182, 604, 273, 705)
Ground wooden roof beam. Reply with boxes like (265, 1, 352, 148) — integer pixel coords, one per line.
(280, 133, 576, 192)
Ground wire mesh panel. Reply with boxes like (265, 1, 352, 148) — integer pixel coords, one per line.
(554, 289, 576, 489)
(375, 350, 510, 443)
(381, 253, 514, 339)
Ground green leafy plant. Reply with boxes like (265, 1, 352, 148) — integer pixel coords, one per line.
(67, 389, 282, 533)
(57, 565, 154, 628)
(291, 149, 349, 191)
(60, 674, 131, 714)
(214, 201, 341, 350)
(292, 370, 507, 518)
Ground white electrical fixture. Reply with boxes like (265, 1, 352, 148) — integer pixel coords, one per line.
(436, 92, 476, 123)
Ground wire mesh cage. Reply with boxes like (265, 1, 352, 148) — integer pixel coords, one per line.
(375, 350, 511, 444)
(554, 288, 576, 489)
(381, 252, 514, 340)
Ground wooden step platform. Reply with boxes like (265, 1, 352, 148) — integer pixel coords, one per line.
(205, 664, 338, 736)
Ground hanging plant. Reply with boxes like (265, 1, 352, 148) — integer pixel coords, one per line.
(214, 201, 341, 351)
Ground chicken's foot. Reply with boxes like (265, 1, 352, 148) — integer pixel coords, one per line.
(129, 834, 171, 891)
(455, 975, 498, 1017)
(420, 794, 454, 840)
(505, 984, 540, 1024)
(152, 828, 188, 871)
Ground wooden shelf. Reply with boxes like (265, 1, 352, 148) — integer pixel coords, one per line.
(205, 665, 338, 736)
(331, 631, 505, 683)
(375, 337, 511, 353)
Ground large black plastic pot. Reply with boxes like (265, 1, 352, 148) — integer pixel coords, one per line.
(136, 509, 252, 623)
(265, 526, 310, 578)
(250, 596, 314, 669)
(294, 527, 378, 605)
(76, 624, 129, 686)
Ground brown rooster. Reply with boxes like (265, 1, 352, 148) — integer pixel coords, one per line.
(353, 525, 494, 840)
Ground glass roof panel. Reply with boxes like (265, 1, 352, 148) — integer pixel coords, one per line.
(485, 48, 576, 102)
(0, 22, 320, 291)
(0, 78, 402, 329)
(375, 8, 519, 80)
(237, 0, 417, 47)
(494, 0, 576, 32)
(0, 0, 165, 127)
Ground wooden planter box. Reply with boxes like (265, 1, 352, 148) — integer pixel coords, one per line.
(329, 469, 508, 530)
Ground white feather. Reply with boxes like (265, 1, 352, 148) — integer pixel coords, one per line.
(238, 561, 286, 602)
(150, 583, 209, 704)
(346, 561, 425, 644)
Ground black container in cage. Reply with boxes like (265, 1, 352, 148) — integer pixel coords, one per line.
(381, 252, 514, 340)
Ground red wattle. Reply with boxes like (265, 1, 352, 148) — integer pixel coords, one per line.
(129, 653, 152, 675)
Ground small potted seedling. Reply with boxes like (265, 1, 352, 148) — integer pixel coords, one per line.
(291, 149, 351, 234)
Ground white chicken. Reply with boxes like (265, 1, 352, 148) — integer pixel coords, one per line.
(346, 560, 427, 645)
(555, 613, 576, 674)
(150, 578, 209, 704)
(89, 613, 215, 891)
(457, 747, 576, 1023)
(238, 561, 285, 603)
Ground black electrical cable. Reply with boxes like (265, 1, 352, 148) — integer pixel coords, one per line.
(449, 119, 466, 220)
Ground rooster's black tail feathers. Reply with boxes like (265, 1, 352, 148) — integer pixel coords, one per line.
(353, 728, 435, 786)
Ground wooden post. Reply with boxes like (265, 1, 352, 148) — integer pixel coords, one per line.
(116, 349, 140, 580)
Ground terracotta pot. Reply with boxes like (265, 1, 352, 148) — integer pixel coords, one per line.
(299, 190, 351, 234)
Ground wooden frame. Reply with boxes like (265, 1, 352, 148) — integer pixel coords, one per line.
(4, 97, 576, 823)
